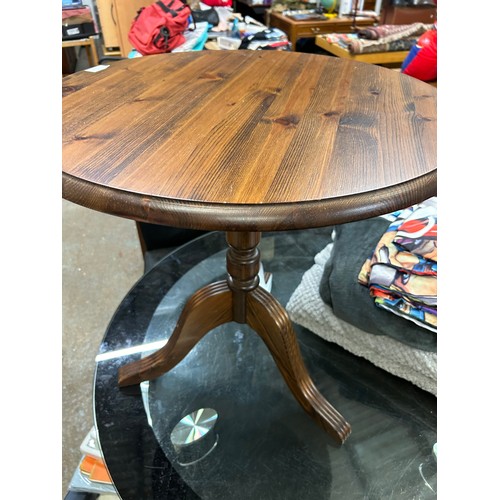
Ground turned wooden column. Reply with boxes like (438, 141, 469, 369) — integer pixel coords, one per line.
(226, 231, 261, 323)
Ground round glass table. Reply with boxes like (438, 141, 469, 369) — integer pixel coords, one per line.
(94, 228, 437, 500)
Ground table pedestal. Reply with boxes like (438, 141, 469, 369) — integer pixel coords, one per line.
(118, 231, 351, 445)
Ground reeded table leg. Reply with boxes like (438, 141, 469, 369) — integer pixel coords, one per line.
(118, 231, 351, 445)
(246, 287, 351, 444)
(118, 281, 233, 387)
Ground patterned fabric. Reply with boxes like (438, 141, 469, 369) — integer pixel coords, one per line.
(358, 198, 437, 332)
(357, 23, 426, 40)
(325, 22, 433, 54)
(349, 37, 419, 54)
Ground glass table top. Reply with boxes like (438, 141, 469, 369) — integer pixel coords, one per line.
(94, 228, 437, 500)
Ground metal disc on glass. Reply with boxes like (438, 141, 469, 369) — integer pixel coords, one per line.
(170, 408, 218, 466)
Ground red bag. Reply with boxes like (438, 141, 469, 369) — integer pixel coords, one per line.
(401, 29, 437, 82)
(128, 0, 192, 55)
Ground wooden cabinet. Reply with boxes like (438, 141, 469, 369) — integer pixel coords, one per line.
(269, 12, 375, 51)
(381, 5, 437, 25)
(96, 0, 121, 54)
(96, 0, 146, 56)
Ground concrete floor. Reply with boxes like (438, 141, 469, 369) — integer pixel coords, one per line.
(63, 38, 135, 497)
(62, 199, 144, 496)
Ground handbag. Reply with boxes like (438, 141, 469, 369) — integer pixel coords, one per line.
(128, 0, 192, 55)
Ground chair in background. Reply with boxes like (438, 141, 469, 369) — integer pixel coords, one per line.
(136, 222, 208, 273)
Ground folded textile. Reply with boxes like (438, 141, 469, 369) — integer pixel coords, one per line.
(358, 199, 437, 332)
(357, 23, 427, 40)
(347, 37, 418, 54)
(286, 243, 437, 396)
(324, 33, 416, 54)
(319, 218, 436, 352)
(394, 200, 438, 261)
(326, 22, 433, 54)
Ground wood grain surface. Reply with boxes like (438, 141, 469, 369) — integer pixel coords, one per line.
(62, 51, 437, 231)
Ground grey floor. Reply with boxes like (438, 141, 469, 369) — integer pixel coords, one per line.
(62, 40, 144, 498)
(62, 199, 144, 497)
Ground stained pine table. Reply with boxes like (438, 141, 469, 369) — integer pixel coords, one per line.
(62, 50, 437, 445)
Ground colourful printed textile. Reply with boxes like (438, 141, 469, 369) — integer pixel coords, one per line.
(358, 198, 437, 332)
(393, 204, 437, 261)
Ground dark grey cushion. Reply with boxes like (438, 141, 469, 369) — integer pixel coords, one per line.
(319, 217, 436, 353)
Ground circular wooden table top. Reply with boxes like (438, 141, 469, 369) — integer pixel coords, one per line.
(62, 51, 436, 232)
